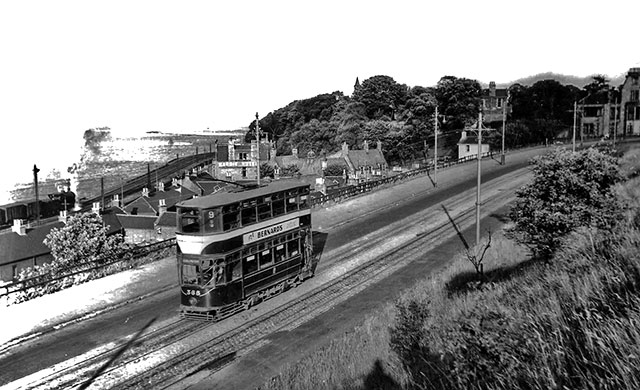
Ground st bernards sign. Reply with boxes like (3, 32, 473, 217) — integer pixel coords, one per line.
(243, 218, 299, 245)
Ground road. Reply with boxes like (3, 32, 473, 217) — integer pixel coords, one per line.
(0, 148, 543, 389)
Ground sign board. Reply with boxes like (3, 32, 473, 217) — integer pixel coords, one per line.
(243, 218, 299, 245)
(218, 161, 257, 167)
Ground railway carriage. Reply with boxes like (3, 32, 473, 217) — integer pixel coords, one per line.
(175, 181, 313, 320)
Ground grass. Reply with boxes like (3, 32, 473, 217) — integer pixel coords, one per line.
(257, 146, 640, 390)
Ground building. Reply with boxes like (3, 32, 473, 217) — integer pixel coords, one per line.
(326, 141, 389, 185)
(214, 139, 271, 182)
(620, 67, 640, 136)
(458, 130, 490, 160)
(481, 81, 511, 123)
(0, 220, 63, 282)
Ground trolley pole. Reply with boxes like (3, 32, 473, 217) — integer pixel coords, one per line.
(255, 112, 261, 186)
(434, 106, 438, 187)
(476, 111, 482, 250)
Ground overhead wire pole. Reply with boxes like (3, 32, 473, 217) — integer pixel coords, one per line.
(434, 106, 438, 187)
(255, 112, 261, 186)
(572, 100, 577, 152)
(476, 111, 482, 250)
(501, 96, 506, 165)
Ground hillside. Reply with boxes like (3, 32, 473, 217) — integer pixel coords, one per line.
(493, 71, 626, 88)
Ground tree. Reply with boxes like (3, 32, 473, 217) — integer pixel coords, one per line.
(352, 75, 409, 120)
(260, 163, 275, 179)
(435, 76, 482, 130)
(44, 212, 126, 273)
(509, 147, 623, 258)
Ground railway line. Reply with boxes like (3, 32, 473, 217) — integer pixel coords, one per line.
(11, 167, 530, 390)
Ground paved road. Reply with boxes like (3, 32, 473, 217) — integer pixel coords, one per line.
(0, 147, 544, 388)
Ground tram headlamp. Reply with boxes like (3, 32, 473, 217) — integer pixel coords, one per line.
(189, 297, 198, 306)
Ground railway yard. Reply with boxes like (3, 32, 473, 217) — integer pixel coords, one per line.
(0, 147, 545, 390)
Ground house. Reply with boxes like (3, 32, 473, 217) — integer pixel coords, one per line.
(214, 139, 271, 182)
(123, 182, 196, 216)
(481, 81, 511, 123)
(458, 130, 490, 160)
(326, 141, 389, 185)
(154, 211, 177, 241)
(0, 220, 63, 282)
(116, 215, 157, 244)
(620, 67, 640, 136)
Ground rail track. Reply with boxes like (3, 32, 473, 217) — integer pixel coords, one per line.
(14, 169, 528, 390)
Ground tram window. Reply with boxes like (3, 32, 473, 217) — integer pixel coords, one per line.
(214, 260, 225, 285)
(180, 209, 200, 233)
(259, 249, 273, 269)
(287, 196, 298, 212)
(299, 195, 309, 209)
(258, 201, 272, 221)
(182, 264, 200, 284)
(243, 255, 258, 274)
(274, 244, 286, 263)
(202, 260, 214, 285)
(287, 239, 299, 257)
(272, 198, 285, 216)
(204, 209, 219, 233)
(241, 204, 257, 225)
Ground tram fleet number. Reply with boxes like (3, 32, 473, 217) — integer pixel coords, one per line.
(184, 289, 202, 296)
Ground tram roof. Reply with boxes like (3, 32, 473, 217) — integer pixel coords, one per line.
(177, 180, 310, 209)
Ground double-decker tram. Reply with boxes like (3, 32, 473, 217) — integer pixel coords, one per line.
(175, 181, 313, 320)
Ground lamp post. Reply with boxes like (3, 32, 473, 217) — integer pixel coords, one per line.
(434, 106, 438, 187)
(501, 94, 508, 165)
(255, 112, 261, 186)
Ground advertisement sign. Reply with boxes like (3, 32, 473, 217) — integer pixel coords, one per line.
(243, 218, 299, 245)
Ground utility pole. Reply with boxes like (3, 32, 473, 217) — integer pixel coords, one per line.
(255, 112, 261, 186)
(434, 106, 438, 187)
(476, 111, 482, 249)
(33, 164, 40, 224)
(501, 98, 506, 165)
(572, 100, 577, 152)
(614, 98, 619, 148)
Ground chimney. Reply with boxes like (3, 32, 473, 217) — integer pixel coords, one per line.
(92, 202, 101, 214)
(12, 219, 27, 236)
(158, 198, 167, 215)
(112, 194, 120, 208)
(292, 148, 298, 159)
(157, 181, 165, 192)
(489, 81, 496, 97)
(58, 210, 68, 224)
(363, 140, 369, 152)
(342, 142, 349, 157)
(142, 187, 150, 197)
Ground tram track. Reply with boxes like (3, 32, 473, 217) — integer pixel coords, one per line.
(11, 167, 530, 390)
(89, 170, 528, 389)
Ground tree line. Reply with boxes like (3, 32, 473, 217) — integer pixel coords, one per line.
(245, 74, 617, 165)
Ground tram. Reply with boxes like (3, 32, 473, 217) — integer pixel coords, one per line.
(175, 181, 313, 320)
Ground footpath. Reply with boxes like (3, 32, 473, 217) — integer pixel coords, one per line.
(0, 147, 545, 350)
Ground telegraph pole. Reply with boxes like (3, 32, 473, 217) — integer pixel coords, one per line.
(255, 112, 261, 186)
(434, 106, 438, 187)
(33, 164, 40, 224)
(501, 99, 506, 165)
(614, 98, 619, 148)
(476, 111, 482, 249)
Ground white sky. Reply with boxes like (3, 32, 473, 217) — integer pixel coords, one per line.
(0, 0, 639, 197)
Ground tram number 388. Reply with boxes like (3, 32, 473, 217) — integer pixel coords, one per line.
(184, 289, 202, 296)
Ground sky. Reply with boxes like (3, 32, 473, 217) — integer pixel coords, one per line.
(0, 0, 639, 199)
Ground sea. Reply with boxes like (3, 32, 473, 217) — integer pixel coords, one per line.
(1, 128, 247, 205)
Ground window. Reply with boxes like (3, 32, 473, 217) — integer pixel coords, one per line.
(226, 251, 242, 281)
(259, 248, 273, 269)
(274, 244, 286, 263)
(222, 203, 240, 230)
(497, 98, 503, 108)
(258, 197, 272, 221)
(287, 239, 299, 257)
(243, 254, 258, 274)
(179, 208, 200, 233)
(241, 199, 257, 225)
(182, 264, 200, 284)
(299, 194, 309, 209)
(631, 90, 640, 102)
(466, 145, 470, 152)
(272, 197, 286, 216)
(203, 209, 219, 233)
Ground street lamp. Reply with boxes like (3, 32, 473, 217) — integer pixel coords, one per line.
(433, 107, 446, 187)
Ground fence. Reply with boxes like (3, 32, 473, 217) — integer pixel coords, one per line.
(310, 150, 495, 207)
(0, 238, 176, 304)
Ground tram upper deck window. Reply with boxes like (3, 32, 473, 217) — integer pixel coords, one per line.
(241, 199, 257, 225)
(286, 190, 299, 212)
(272, 192, 286, 216)
(179, 208, 201, 233)
(203, 208, 220, 233)
(257, 196, 272, 221)
(299, 194, 309, 209)
(222, 203, 241, 231)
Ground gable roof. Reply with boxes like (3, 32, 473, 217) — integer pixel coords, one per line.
(124, 187, 196, 215)
(155, 212, 177, 227)
(116, 215, 157, 230)
(0, 222, 64, 265)
(346, 149, 387, 169)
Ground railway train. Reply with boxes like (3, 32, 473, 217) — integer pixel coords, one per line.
(175, 181, 313, 320)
